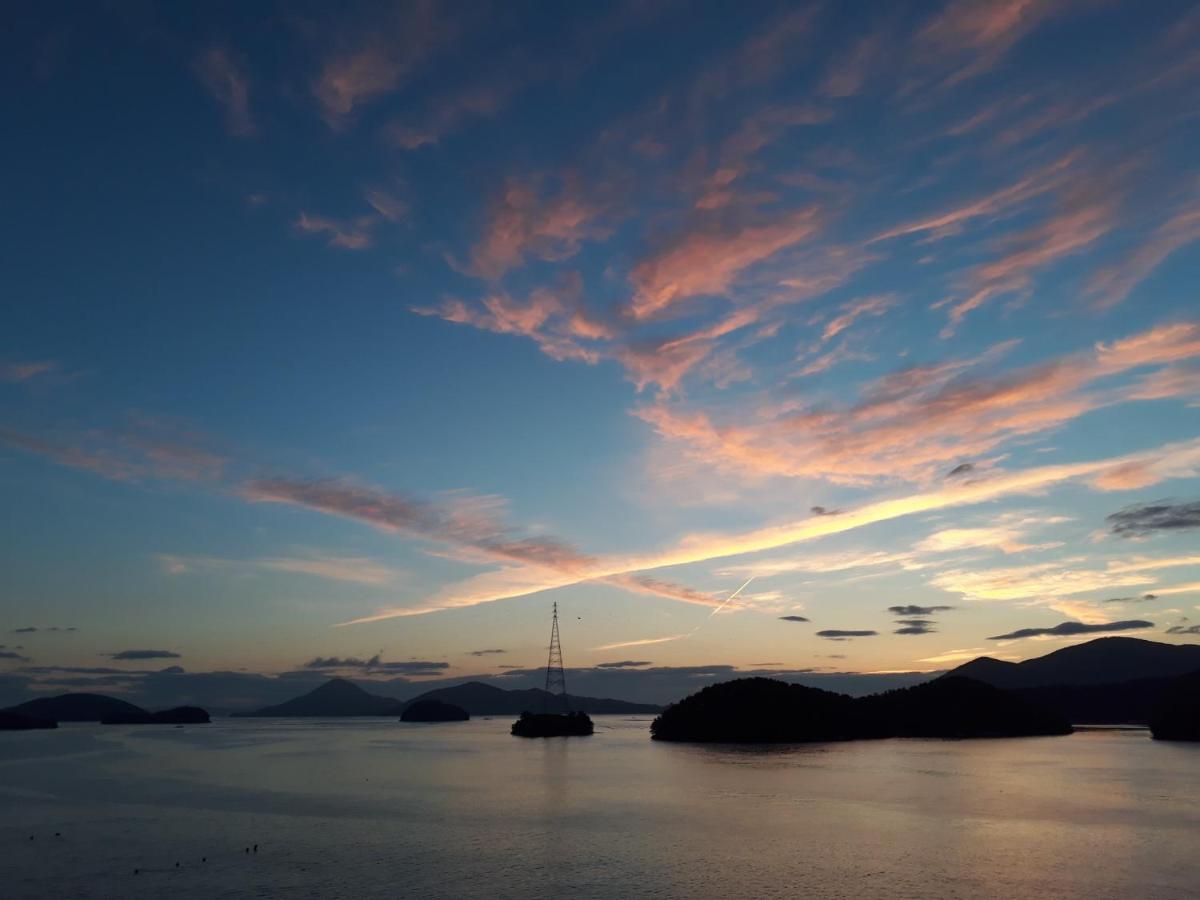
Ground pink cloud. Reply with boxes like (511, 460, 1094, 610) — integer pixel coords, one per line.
(466, 176, 607, 280)
(1, 360, 57, 383)
(819, 294, 898, 343)
(193, 47, 255, 137)
(629, 207, 820, 320)
(1086, 202, 1200, 309)
(939, 190, 1116, 334)
(635, 323, 1200, 485)
(294, 212, 376, 250)
(311, 3, 452, 129)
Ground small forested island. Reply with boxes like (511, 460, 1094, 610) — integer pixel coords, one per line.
(511, 710, 594, 737)
(101, 706, 210, 725)
(1148, 671, 1200, 741)
(401, 699, 469, 722)
(650, 676, 1072, 743)
(0, 711, 57, 731)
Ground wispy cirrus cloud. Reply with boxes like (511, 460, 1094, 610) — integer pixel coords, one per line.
(628, 207, 820, 320)
(310, 2, 455, 129)
(161, 553, 399, 586)
(0, 419, 227, 483)
(1, 360, 58, 383)
(636, 323, 1200, 485)
(341, 437, 1200, 623)
(1086, 202, 1200, 309)
(193, 47, 255, 137)
(294, 212, 377, 250)
(464, 175, 608, 281)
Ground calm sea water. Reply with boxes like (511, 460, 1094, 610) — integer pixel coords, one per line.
(1, 716, 1197, 899)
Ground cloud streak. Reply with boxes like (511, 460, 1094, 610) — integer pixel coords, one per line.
(987, 620, 1154, 641)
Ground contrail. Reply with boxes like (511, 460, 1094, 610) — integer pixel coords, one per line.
(699, 575, 755, 625)
(587, 576, 756, 652)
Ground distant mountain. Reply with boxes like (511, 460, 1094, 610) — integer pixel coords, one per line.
(399, 681, 661, 715)
(946, 637, 1200, 690)
(3, 693, 148, 722)
(233, 678, 400, 717)
(649, 676, 1069, 743)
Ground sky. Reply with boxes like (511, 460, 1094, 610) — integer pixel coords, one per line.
(2, 0, 1200, 709)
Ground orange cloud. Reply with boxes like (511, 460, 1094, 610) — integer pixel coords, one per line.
(629, 208, 820, 320)
(637, 323, 1200, 485)
(339, 436, 1200, 623)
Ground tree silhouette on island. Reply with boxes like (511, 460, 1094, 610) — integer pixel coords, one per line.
(650, 676, 1072, 743)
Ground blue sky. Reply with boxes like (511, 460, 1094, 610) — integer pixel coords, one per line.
(2, 0, 1199, 705)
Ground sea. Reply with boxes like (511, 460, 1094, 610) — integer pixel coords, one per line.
(1, 716, 1197, 899)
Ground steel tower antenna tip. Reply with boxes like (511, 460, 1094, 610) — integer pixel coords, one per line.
(543, 602, 569, 713)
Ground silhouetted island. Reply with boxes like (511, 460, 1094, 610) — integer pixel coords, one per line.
(401, 699, 469, 722)
(1148, 671, 1200, 741)
(1, 694, 210, 726)
(102, 706, 210, 725)
(511, 710, 594, 737)
(0, 711, 57, 731)
(650, 676, 1071, 743)
(3, 693, 151, 723)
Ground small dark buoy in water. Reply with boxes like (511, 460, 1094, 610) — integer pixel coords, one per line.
(55, 832, 61, 837)
(175, 862, 179, 868)
(244, 847, 250, 854)
(134, 869, 140, 875)
(202, 857, 206, 863)
(253, 844, 258, 853)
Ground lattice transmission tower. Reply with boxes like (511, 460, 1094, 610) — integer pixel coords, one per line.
(543, 602, 570, 713)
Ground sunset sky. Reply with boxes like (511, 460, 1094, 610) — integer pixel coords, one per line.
(2, 1, 1199, 707)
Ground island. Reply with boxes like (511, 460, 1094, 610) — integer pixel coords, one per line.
(1149, 671, 1200, 741)
(401, 699, 469, 722)
(101, 706, 211, 725)
(650, 676, 1071, 743)
(0, 711, 57, 731)
(1, 693, 209, 726)
(511, 710, 594, 737)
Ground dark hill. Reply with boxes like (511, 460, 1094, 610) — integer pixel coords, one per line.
(946, 637, 1200, 689)
(234, 678, 400, 717)
(102, 706, 210, 725)
(651, 678, 862, 742)
(4, 693, 148, 722)
(1149, 671, 1200, 741)
(859, 676, 1071, 738)
(401, 699, 469, 722)
(0, 711, 57, 730)
(651, 676, 1070, 743)
(512, 711, 593, 737)
(398, 681, 660, 716)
